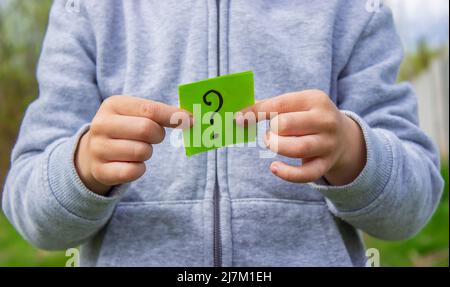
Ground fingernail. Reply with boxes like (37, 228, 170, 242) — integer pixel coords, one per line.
(264, 131, 271, 147)
(235, 113, 245, 126)
(271, 163, 278, 174)
(179, 116, 194, 130)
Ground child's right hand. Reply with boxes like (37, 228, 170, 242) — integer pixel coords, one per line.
(75, 95, 191, 196)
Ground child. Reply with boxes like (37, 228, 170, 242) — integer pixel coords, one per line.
(2, 0, 444, 266)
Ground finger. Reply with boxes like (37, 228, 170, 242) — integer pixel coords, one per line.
(98, 115, 165, 144)
(237, 91, 315, 124)
(270, 111, 322, 136)
(105, 95, 192, 128)
(264, 132, 330, 159)
(92, 162, 146, 186)
(270, 158, 329, 183)
(92, 139, 153, 162)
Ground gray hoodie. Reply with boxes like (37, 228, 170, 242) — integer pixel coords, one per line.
(2, 0, 444, 267)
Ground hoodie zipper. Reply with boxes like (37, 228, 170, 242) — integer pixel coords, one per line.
(213, 0, 222, 268)
(213, 174, 222, 267)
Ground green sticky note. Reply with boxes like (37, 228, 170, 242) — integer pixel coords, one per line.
(179, 71, 256, 156)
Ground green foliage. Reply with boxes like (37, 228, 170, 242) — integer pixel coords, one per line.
(0, 0, 52, 188)
(398, 40, 447, 81)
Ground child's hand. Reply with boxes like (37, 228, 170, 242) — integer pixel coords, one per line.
(237, 90, 366, 186)
(75, 95, 191, 195)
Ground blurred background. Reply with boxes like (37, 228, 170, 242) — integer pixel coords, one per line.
(0, 0, 448, 267)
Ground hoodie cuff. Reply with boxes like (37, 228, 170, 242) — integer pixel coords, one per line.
(309, 111, 394, 212)
(47, 125, 125, 221)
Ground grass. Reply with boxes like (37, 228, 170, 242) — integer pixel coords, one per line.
(0, 214, 66, 267)
(0, 163, 448, 267)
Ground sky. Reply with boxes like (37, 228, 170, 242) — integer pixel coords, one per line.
(386, 0, 449, 51)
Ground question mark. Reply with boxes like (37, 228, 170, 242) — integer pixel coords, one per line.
(203, 89, 223, 139)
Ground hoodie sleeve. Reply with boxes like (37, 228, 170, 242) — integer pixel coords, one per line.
(310, 7, 444, 240)
(2, 0, 123, 250)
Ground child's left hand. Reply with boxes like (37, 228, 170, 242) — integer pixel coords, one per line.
(236, 90, 367, 186)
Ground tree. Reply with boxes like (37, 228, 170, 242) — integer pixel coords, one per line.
(0, 0, 52, 190)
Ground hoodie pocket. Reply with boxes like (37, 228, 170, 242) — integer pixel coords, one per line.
(230, 199, 353, 266)
(96, 200, 205, 267)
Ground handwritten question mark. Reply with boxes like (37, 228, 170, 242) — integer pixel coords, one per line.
(202, 90, 223, 139)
